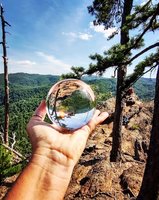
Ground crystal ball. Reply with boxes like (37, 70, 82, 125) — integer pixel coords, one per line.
(46, 79, 96, 130)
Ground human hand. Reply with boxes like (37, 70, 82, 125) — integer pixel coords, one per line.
(6, 100, 108, 200)
(27, 100, 109, 167)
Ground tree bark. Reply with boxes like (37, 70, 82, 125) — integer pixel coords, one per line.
(1, 5, 10, 145)
(137, 65, 159, 200)
(110, 0, 133, 162)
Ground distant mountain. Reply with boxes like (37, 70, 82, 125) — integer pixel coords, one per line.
(133, 78, 156, 100)
(0, 73, 156, 101)
(0, 73, 60, 87)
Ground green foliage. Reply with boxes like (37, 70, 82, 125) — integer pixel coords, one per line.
(1, 161, 25, 182)
(96, 92, 112, 103)
(61, 66, 85, 80)
(86, 37, 145, 76)
(126, 2, 159, 32)
(0, 73, 59, 87)
(0, 144, 12, 171)
(0, 145, 26, 182)
(0, 73, 156, 157)
(61, 72, 78, 80)
(89, 78, 115, 103)
(134, 78, 156, 101)
(87, 0, 123, 28)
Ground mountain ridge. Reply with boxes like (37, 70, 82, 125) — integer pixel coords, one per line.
(0, 73, 156, 101)
(0, 72, 156, 85)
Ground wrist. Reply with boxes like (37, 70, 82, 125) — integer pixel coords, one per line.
(30, 147, 75, 177)
(29, 147, 75, 199)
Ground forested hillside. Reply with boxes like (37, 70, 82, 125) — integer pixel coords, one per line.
(0, 73, 157, 199)
(0, 73, 156, 156)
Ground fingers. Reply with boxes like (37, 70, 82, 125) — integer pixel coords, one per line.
(70, 111, 109, 164)
(27, 100, 47, 135)
(87, 110, 109, 132)
(94, 111, 109, 125)
(92, 109, 101, 118)
(32, 100, 47, 121)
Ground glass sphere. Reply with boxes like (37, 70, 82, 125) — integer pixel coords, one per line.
(46, 79, 96, 130)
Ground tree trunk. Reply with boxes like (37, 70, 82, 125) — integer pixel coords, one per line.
(110, 67, 126, 161)
(137, 65, 159, 200)
(1, 5, 10, 145)
(110, 0, 133, 162)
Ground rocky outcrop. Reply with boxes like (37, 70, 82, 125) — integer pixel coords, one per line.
(0, 94, 153, 200)
(65, 95, 153, 200)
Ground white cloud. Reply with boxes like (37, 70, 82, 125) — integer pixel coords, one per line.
(36, 51, 70, 69)
(78, 33, 93, 40)
(35, 51, 72, 75)
(6, 59, 37, 74)
(89, 22, 117, 38)
(62, 32, 93, 41)
(10, 59, 36, 66)
(4, 52, 72, 75)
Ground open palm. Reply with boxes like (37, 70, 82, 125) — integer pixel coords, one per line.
(27, 101, 108, 167)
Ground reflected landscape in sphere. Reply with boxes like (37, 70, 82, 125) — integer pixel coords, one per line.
(46, 79, 96, 130)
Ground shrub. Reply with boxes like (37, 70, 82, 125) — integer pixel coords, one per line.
(0, 144, 26, 182)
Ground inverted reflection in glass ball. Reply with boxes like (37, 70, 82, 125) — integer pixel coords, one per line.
(46, 79, 96, 130)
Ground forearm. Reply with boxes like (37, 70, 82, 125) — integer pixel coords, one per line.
(5, 151, 74, 200)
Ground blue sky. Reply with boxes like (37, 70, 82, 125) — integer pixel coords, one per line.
(0, 0, 158, 78)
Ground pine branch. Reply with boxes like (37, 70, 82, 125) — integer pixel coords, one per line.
(137, 3, 159, 38)
(124, 42, 159, 65)
(127, 3, 159, 51)
(123, 63, 158, 90)
(86, 42, 159, 75)
(123, 66, 155, 91)
(122, 48, 159, 91)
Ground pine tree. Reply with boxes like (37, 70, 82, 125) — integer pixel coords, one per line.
(86, 0, 159, 161)
(110, 0, 133, 162)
